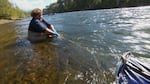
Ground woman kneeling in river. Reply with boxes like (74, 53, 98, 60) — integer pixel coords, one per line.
(28, 8, 57, 42)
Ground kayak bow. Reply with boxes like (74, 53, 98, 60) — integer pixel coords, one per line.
(115, 52, 150, 84)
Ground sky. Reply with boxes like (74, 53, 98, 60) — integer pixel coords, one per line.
(9, 0, 57, 11)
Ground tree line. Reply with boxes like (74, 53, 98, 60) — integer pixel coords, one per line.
(43, 0, 150, 14)
(0, 0, 27, 19)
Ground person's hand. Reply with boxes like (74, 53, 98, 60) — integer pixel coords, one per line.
(49, 24, 55, 30)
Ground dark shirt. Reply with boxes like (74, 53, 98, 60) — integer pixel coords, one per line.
(28, 18, 51, 32)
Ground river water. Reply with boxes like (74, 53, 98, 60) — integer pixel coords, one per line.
(0, 6, 150, 84)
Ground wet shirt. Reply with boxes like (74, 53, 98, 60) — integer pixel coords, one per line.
(28, 18, 51, 32)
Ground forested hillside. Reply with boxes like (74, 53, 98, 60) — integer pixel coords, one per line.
(0, 0, 27, 19)
(43, 0, 150, 14)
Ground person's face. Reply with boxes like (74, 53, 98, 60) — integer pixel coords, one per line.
(36, 12, 43, 19)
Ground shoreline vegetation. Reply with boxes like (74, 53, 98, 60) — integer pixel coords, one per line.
(43, 0, 150, 14)
(0, 0, 29, 21)
(0, 0, 28, 25)
(1, 0, 150, 21)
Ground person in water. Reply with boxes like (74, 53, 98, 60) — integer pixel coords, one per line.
(28, 8, 57, 42)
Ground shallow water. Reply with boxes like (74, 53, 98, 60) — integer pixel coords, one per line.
(0, 6, 150, 84)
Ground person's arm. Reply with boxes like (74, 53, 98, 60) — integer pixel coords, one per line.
(45, 28, 56, 35)
(42, 19, 51, 27)
(49, 24, 55, 31)
(49, 24, 59, 36)
(42, 19, 55, 31)
(42, 19, 59, 36)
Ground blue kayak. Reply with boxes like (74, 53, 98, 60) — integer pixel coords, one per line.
(115, 52, 150, 84)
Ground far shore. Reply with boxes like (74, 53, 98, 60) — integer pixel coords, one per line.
(0, 18, 23, 25)
(0, 19, 15, 25)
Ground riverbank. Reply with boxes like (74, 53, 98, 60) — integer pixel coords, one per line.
(0, 19, 15, 25)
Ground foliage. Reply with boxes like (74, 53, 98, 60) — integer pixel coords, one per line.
(0, 0, 27, 19)
(43, 0, 150, 14)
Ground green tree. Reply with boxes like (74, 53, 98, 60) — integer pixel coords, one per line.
(0, 0, 27, 19)
(0, 0, 12, 19)
(43, 0, 150, 14)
